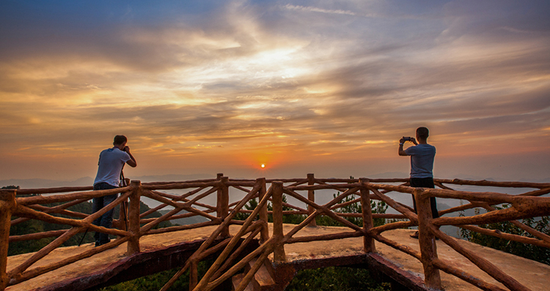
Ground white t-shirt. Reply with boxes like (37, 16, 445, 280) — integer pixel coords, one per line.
(93, 147, 131, 187)
(404, 143, 436, 179)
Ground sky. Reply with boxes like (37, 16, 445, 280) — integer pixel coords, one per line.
(1, 0, 549, 184)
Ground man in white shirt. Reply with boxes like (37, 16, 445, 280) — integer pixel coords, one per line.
(92, 135, 137, 246)
(399, 127, 438, 238)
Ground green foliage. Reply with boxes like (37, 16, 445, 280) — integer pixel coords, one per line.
(234, 197, 258, 221)
(316, 176, 388, 227)
(100, 260, 213, 291)
(286, 267, 391, 291)
(278, 194, 307, 224)
(8, 220, 56, 255)
(316, 192, 388, 227)
(460, 205, 550, 265)
(102, 265, 392, 291)
(235, 194, 307, 224)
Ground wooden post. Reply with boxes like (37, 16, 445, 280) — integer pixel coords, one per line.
(117, 200, 128, 233)
(126, 180, 141, 255)
(189, 261, 198, 290)
(272, 181, 286, 262)
(415, 188, 441, 290)
(307, 173, 317, 227)
(217, 176, 230, 237)
(0, 189, 16, 291)
(258, 178, 269, 243)
(117, 177, 131, 232)
(359, 179, 375, 253)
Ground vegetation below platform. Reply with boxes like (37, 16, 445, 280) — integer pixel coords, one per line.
(287, 267, 390, 291)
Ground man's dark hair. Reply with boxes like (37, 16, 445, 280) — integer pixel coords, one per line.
(113, 135, 127, 146)
(416, 127, 429, 139)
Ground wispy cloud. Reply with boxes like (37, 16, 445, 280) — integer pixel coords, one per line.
(282, 4, 359, 16)
(0, 0, 549, 181)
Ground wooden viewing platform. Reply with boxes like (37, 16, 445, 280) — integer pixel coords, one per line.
(2, 174, 550, 290)
(5, 225, 550, 291)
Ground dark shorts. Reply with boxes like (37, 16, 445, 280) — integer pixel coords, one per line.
(410, 177, 439, 218)
(410, 177, 435, 188)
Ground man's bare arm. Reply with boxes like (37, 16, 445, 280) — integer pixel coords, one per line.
(399, 143, 408, 156)
(398, 137, 408, 156)
(123, 146, 137, 167)
(398, 137, 417, 156)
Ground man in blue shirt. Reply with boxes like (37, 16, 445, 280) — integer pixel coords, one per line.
(92, 135, 137, 246)
(399, 127, 438, 238)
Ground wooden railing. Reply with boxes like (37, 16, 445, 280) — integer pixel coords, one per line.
(1, 174, 550, 291)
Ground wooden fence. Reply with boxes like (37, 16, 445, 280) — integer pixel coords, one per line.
(1, 174, 549, 291)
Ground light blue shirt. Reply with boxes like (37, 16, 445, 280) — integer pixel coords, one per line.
(93, 147, 131, 187)
(404, 144, 436, 178)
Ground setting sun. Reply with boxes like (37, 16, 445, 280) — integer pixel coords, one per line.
(261, 164, 265, 168)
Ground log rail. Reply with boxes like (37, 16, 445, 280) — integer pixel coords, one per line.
(0, 174, 549, 291)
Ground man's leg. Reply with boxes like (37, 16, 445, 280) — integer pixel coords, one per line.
(92, 196, 104, 246)
(409, 177, 438, 238)
(98, 193, 118, 245)
(430, 197, 439, 219)
(92, 182, 118, 246)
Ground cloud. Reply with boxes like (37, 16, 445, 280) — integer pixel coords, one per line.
(0, 0, 549, 180)
(282, 4, 360, 17)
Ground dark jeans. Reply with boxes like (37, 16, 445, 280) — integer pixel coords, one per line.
(92, 182, 119, 246)
(410, 177, 439, 219)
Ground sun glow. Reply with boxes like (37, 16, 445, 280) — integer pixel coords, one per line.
(261, 164, 266, 168)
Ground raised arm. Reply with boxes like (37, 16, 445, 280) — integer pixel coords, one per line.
(398, 141, 408, 156)
(123, 146, 137, 167)
(398, 137, 417, 156)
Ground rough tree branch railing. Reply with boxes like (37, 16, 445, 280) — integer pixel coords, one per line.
(1, 174, 550, 291)
(159, 178, 268, 291)
(365, 180, 550, 291)
(189, 176, 550, 291)
(1, 177, 230, 290)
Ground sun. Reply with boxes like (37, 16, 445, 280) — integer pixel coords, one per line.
(261, 164, 266, 168)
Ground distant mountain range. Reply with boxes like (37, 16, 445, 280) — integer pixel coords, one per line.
(158, 209, 209, 226)
(0, 174, 214, 189)
(3, 172, 548, 190)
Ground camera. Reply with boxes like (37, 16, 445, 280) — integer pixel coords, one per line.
(403, 137, 413, 141)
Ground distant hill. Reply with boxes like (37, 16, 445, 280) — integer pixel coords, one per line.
(3, 173, 548, 190)
(0, 177, 95, 189)
(0, 174, 213, 190)
(133, 173, 213, 183)
(158, 209, 209, 226)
